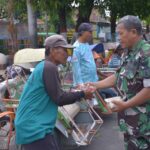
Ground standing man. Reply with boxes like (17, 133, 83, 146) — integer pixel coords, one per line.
(72, 23, 116, 98)
(90, 16, 150, 149)
(15, 35, 94, 150)
(72, 23, 98, 86)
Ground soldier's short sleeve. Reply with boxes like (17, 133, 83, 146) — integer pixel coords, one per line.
(139, 46, 150, 88)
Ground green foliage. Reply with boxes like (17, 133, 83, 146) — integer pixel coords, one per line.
(97, 0, 150, 34)
(74, 0, 94, 17)
(2, 0, 149, 37)
(30, 0, 75, 32)
(145, 15, 150, 25)
(0, 0, 27, 22)
(14, 0, 27, 22)
(98, 0, 150, 20)
(0, 0, 8, 18)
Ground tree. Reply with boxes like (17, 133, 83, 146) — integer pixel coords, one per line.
(0, 0, 18, 53)
(98, 0, 150, 41)
(7, 0, 18, 53)
(0, 0, 8, 18)
(57, 0, 73, 33)
(26, 0, 37, 48)
(74, 0, 95, 30)
(32, 0, 74, 34)
(39, 0, 96, 33)
(0, 0, 37, 50)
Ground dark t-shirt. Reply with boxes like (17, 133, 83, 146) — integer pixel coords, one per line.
(43, 60, 85, 106)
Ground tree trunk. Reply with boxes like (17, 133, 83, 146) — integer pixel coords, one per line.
(110, 11, 117, 42)
(58, 7, 67, 33)
(76, 14, 89, 31)
(27, 0, 37, 48)
(58, 6, 67, 39)
(75, 1, 94, 31)
(8, 22, 17, 52)
(7, 0, 18, 54)
(7, 0, 18, 65)
(45, 13, 49, 37)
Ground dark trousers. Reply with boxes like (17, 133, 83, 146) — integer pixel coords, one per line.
(99, 88, 117, 98)
(22, 134, 60, 150)
(124, 133, 150, 150)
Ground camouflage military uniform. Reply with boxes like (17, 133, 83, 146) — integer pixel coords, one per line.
(115, 40, 150, 150)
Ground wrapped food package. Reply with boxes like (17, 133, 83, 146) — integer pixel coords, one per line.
(105, 96, 122, 109)
(94, 91, 112, 114)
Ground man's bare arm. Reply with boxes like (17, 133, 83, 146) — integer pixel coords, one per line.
(94, 74, 116, 89)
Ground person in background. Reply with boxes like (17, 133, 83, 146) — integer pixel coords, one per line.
(108, 44, 124, 68)
(15, 35, 94, 150)
(93, 51, 102, 68)
(93, 51, 107, 79)
(72, 23, 116, 98)
(72, 23, 98, 86)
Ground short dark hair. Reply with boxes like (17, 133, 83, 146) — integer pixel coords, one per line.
(117, 15, 142, 35)
(45, 46, 51, 56)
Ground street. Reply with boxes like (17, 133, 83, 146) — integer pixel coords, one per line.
(75, 113, 124, 150)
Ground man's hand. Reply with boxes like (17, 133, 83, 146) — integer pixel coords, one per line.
(76, 84, 85, 90)
(83, 89, 94, 100)
(111, 100, 128, 112)
(75, 83, 96, 99)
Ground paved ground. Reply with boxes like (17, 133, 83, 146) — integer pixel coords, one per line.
(75, 113, 124, 150)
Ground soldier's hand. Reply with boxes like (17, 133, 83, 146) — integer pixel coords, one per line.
(83, 86, 96, 100)
(76, 84, 85, 90)
(84, 82, 99, 90)
(111, 100, 128, 112)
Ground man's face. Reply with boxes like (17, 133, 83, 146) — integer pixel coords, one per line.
(51, 47, 68, 65)
(116, 23, 137, 49)
(82, 31, 93, 42)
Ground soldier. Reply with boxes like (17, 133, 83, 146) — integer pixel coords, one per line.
(89, 15, 150, 150)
